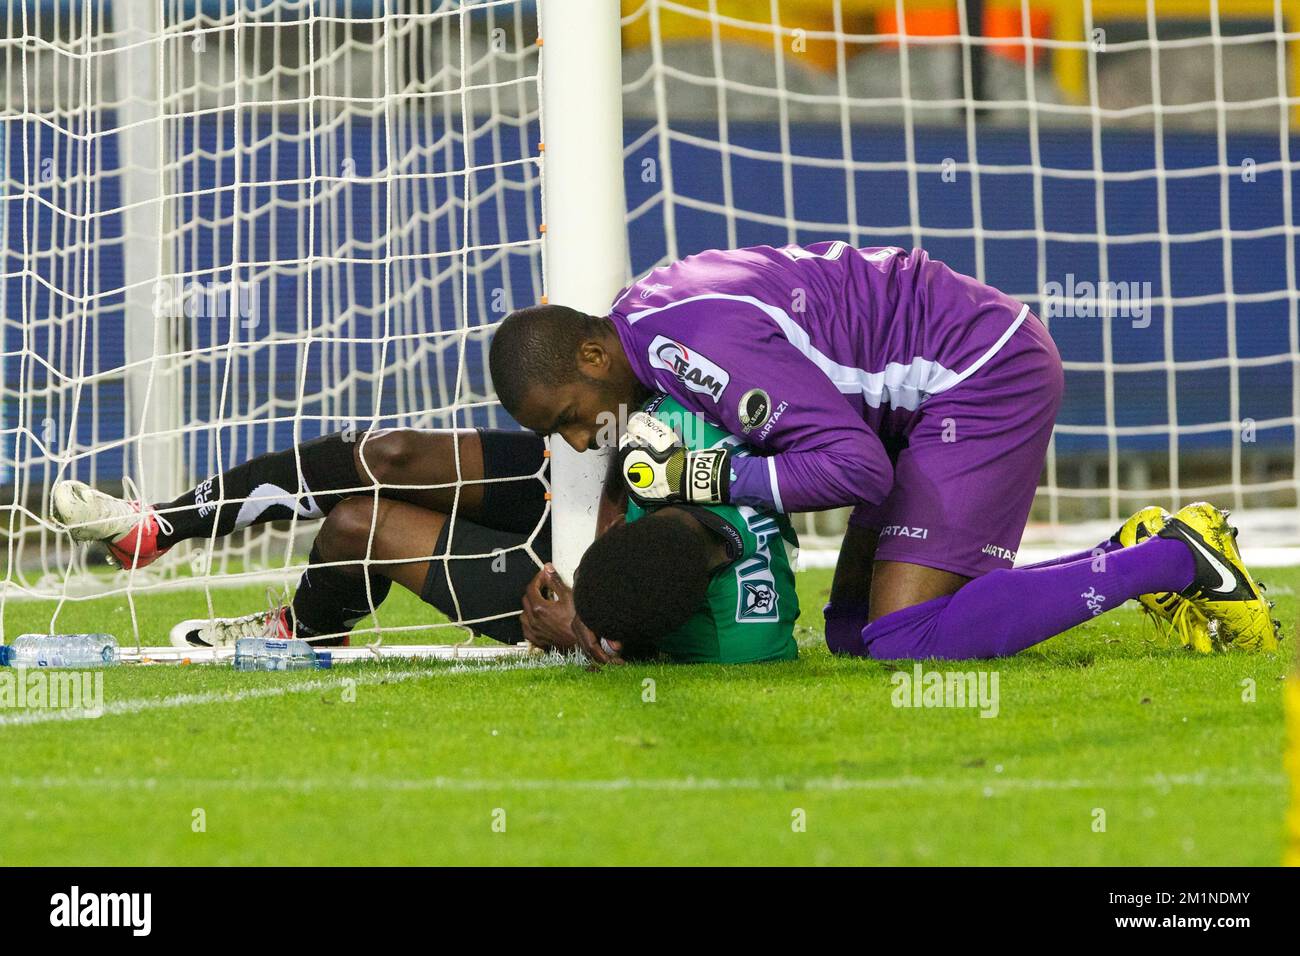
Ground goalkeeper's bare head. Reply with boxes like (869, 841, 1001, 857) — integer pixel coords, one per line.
(572, 507, 727, 661)
(489, 304, 647, 452)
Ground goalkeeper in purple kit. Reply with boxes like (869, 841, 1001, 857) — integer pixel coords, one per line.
(490, 241, 1280, 659)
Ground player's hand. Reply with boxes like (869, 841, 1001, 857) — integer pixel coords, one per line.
(520, 564, 579, 652)
(570, 613, 625, 668)
(521, 565, 625, 665)
(617, 411, 729, 506)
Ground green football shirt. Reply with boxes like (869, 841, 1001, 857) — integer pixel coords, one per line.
(624, 396, 800, 664)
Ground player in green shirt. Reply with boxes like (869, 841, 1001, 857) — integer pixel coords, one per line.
(568, 394, 799, 664)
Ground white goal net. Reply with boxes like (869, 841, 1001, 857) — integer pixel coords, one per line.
(5, 1, 1300, 641)
(619, 0, 1300, 556)
(2, 1, 549, 630)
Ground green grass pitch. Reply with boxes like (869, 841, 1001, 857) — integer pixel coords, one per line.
(0, 566, 1295, 866)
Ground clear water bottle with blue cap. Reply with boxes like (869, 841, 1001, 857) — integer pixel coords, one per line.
(233, 637, 331, 671)
(0, 634, 119, 668)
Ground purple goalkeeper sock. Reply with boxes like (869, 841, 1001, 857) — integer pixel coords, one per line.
(821, 539, 1122, 654)
(1016, 538, 1121, 570)
(850, 535, 1195, 660)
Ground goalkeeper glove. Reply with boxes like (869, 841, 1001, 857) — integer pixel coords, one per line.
(618, 411, 730, 506)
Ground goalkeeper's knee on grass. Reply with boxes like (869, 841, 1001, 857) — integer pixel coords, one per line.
(572, 515, 712, 661)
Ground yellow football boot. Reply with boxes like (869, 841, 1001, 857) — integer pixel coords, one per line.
(1111, 506, 1214, 653)
(1156, 502, 1281, 653)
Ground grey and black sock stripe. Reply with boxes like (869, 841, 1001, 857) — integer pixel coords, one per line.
(154, 432, 363, 548)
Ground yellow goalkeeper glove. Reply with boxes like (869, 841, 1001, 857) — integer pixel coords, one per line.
(617, 411, 730, 507)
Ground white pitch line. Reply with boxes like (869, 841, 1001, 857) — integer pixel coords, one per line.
(0, 655, 572, 728)
(0, 771, 1283, 794)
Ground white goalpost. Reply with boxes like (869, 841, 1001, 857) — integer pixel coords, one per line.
(539, 0, 628, 579)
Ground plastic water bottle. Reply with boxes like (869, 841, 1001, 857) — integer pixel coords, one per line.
(0, 634, 119, 668)
(233, 637, 331, 671)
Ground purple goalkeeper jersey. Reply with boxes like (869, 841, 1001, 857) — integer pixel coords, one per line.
(608, 242, 1033, 512)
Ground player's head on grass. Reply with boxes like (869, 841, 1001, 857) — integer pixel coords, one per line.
(490, 304, 648, 452)
(573, 508, 720, 660)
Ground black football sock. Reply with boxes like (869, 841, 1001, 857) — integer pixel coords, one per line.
(153, 433, 364, 548)
(290, 544, 393, 646)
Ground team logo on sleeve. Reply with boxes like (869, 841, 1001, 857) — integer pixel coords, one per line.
(738, 388, 771, 434)
(741, 582, 777, 618)
(647, 335, 730, 402)
(734, 509, 781, 623)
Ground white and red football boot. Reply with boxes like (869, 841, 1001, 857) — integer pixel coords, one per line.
(50, 479, 174, 570)
(169, 603, 294, 649)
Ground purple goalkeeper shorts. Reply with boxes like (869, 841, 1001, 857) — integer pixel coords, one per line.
(849, 309, 1064, 578)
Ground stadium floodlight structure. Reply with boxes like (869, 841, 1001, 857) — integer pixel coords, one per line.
(1, 0, 623, 642)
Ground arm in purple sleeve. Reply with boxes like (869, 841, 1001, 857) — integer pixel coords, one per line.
(622, 298, 893, 513)
(725, 389, 893, 513)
